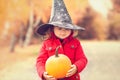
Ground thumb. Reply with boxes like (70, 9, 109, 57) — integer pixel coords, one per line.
(44, 72, 48, 75)
(71, 65, 75, 68)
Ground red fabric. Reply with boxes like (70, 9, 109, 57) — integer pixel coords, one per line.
(36, 32, 88, 80)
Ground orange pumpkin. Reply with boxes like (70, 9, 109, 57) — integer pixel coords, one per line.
(45, 46, 71, 79)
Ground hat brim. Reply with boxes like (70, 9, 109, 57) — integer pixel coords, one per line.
(36, 22, 85, 35)
(35, 24, 53, 35)
(50, 22, 85, 30)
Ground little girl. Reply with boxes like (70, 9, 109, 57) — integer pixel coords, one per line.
(36, 25, 87, 80)
(36, 0, 87, 80)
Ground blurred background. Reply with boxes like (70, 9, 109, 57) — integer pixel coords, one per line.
(0, 0, 120, 80)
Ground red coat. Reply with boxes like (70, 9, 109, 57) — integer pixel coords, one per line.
(36, 33, 88, 80)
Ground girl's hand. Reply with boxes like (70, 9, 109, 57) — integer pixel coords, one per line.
(43, 72, 57, 80)
(66, 64, 77, 77)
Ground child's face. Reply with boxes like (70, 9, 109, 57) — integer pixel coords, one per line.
(54, 26, 72, 39)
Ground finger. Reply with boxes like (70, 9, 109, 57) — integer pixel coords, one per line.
(44, 72, 48, 75)
(67, 69, 73, 73)
(50, 77, 57, 80)
(43, 72, 55, 79)
(46, 74, 57, 79)
(66, 65, 76, 77)
(71, 65, 74, 67)
(66, 70, 73, 77)
(66, 72, 72, 77)
(67, 67, 74, 73)
(71, 64, 76, 69)
(47, 75, 54, 78)
(47, 76, 56, 80)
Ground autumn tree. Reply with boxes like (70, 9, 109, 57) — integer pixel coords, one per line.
(108, 0, 120, 40)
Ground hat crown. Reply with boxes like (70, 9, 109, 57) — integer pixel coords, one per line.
(49, 0, 72, 24)
(36, 0, 85, 35)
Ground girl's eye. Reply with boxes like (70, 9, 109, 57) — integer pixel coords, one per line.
(65, 29, 69, 30)
(56, 27, 71, 31)
(58, 28, 62, 30)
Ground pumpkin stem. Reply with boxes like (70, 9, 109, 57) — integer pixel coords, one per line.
(55, 46, 61, 57)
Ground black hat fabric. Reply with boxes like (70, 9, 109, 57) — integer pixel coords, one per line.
(36, 0, 85, 35)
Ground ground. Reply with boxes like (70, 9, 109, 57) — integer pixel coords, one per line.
(0, 41, 120, 80)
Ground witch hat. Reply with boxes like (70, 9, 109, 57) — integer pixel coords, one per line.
(36, 0, 85, 35)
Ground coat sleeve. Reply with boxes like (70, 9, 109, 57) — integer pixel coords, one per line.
(74, 40, 88, 73)
(36, 41, 48, 78)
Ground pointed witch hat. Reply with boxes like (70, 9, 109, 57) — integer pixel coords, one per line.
(36, 0, 85, 35)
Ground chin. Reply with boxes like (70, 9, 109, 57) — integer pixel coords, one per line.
(59, 37, 66, 39)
